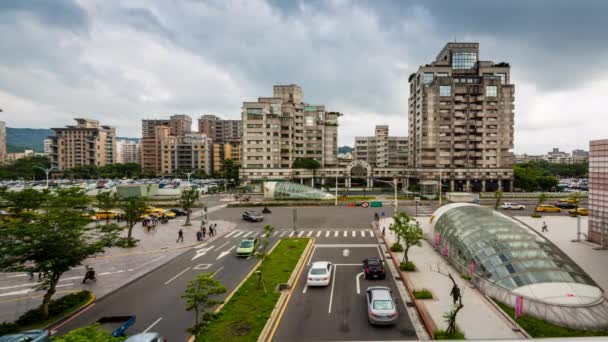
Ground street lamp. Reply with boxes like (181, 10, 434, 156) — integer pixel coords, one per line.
(33, 166, 55, 188)
(374, 178, 398, 213)
(185, 171, 193, 184)
(335, 174, 338, 207)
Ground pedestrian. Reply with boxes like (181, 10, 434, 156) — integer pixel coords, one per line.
(382, 226, 386, 237)
(196, 230, 202, 241)
(542, 221, 548, 233)
(202, 226, 207, 239)
(143, 218, 147, 228)
(177, 229, 184, 243)
(209, 225, 214, 237)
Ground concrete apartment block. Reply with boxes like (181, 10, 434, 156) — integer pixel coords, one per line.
(160, 133, 212, 176)
(141, 115, 192, 175)
(355, 125, 408, 168)
(589, 139, 608, 246)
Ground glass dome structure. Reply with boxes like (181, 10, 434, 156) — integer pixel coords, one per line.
(263, 181, 335, 200)
(432, 203, 602, 305)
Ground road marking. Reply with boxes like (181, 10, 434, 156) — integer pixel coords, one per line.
(191, 246, 215, 261)
(164, 267, 191, 285)
(356, 272, 364, 294)
(0, 283, 74, 298)
(342, 249, 350, 257)
(298, 231, 305, 237)
(367, 230, 374, 237)
(225, 231, 238, 238)
(143, 317, 162, 333)
(343, 231, 347, 237)
(332, 231, 336, 237)
(272, 231, 279, 236)
(307, 246, 317, 266)
(360, 231, 365, 237)
(325, 231, 330, 237)
(212, 266, 224, 278)
(217, 246, 236, 260)
(244, 232, 254, 237)
(377, 246, 384, 260)
(233, 231, 244, 237)
(328, 266, 336, 314)
(352, 231, 356, 237)
(216, 241, 230, 251)
(280, 231, 287, 237)
(307, 231, 313, 237)
(288, 231, 295, 237)
(302, 284, 308, 294)
(193, 264, 212, 270)
(316, 231, 321, 237)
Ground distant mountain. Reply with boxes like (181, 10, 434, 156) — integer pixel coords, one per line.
(338, 146, 353, 154)
(6, 128, 54, 152)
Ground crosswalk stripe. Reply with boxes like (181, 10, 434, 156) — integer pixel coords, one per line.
(298, 231, 304, 237)
(325, 231, 330, 237)
(352, 231, 356, 237)
(334, 231, 339, 237)
(307, 231, 313, 237)
(360, 231, 365, 237)
(233, 231, 244, 237)
(225, 231, 237, 238)
(343, 231, 347, 237)
(243, 232, 253, 237)
(272, 231, 279, 237)
(289, 231, 295, 237)
(280, 231, 287, 237)
(367, 230, 374, 237)
(316, 231, 321, 237)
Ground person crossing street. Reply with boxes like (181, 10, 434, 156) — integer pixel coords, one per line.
(176, 229, 184, 243)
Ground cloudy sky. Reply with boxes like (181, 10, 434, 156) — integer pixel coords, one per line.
(1, 0, 606, 154)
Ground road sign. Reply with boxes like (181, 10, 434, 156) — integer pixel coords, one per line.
(415, 197, 421, 202)
(361, 202, 370, 208)
(342, 249, 350, 257)
(381, 211, 385, 217)
(370, 201, 382, 208)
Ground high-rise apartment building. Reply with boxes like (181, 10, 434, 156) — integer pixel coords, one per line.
(116, 139, 141, 164)
(49, 118, 117, 171)
(160, 133, 212, 176)
(0, 121, 5, 162)
(43, 138, 52, 155)
(589, 139, 608, 247)
(141, 115, 192, 175)
(355, 125, 408, 168)
(408, 42, 514, 173)
(213, 138, 242, 174)
(198, 115, 242, 145)
(242, 84, 340, 170)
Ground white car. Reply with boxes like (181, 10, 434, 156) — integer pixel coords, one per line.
(307, 261, 333, 287)
(501, 202, 525, 210)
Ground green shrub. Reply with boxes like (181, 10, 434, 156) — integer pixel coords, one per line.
(569, 213, 579, 217)
(16, 291, 92, 327)
(461, 274, 471, 281)
(400, 261, 415, 271)
(530, 213, 542, 218)
(434, 329, 465, 340)
(412, 289, 433, 299)
(0, 322, 20, 335)
(390, 243, 404, 252)
(52, 323, 126, 342)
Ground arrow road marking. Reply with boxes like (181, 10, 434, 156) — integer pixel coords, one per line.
(192, 246, 215, 261)
(342, 249, 350, 257)
(356, 272, 364, 294)
(193, 264, 212, 270)
(165, 267, 191, 285)
(217, 246, 236, 260)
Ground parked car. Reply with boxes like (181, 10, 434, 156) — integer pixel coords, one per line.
(0, 330, 50, 342)
(125, 332, 166, 342)
(535, 204, 561, 213)
(555, 201, 576, 209)
(362, 258, 386, 279)
(366, 286, 398, 325)
(558, 198, 579, 204)
(236, 238, 258, 257)
(570, 208, 589, 216)
(500, 202, 525, 210)
(161, 210, 176, 219)
(242, 211, 263, 222)
(307, 261, 333, 287)
(95, 210, 120, 220)
(168, 208, 187, 216)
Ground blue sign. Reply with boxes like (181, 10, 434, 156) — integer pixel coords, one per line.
(381, 211, 385, 217)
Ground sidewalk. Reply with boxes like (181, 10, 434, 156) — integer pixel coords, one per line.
(0, 205, 234, 323)
(379, 216, 523, 340)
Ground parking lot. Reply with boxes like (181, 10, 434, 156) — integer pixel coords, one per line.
(273, 234, 417, 341)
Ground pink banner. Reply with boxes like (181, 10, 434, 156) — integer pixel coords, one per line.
(469, 261, 475, 278)
(444, 242, 449, 257)
(515, 296, 524, 319)
(434, 232, 440, 246)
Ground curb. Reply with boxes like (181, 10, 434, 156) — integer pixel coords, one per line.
(483, 295, 531, 339)
(259, 238, 315, 342)
(47, 292, 96, 334)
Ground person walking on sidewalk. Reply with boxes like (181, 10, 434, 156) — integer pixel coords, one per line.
(209, 225, 214, 237)
(196, 230, 202, 241)
(202, 226, 207, 239)
(542, 221, 548, 233)
(177, 229, 184, 243)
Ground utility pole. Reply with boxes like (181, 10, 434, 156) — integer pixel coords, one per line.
(393, 178, 398, 213)
(335, 174, 338, 206)
(33, 166, 55, 188)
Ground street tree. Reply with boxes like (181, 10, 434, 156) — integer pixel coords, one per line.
(0, 188, 121, 319)
(494, 189, 503, 210)
(180, 188, 200, 226)
(256, 224, 276, 292)
(292, 158, 321, 185)
(569, 191, 583, 212)
(182, 273, 226, 339)
(96, 191, 120, 225)
(0, 187, 49, 220)
(392, 212, 424, 264)
(118, 196, 146, 247)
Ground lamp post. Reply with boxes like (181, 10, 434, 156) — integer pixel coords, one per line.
(335, 174, 338, 207)
(185, 171, 193, 184)
(33, 166, 55, 188)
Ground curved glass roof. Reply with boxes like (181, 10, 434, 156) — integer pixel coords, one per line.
(433, 204, 598, 293)
(263, 181, 334, 200)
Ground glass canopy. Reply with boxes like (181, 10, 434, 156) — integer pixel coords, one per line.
(263, 181, 335, 200)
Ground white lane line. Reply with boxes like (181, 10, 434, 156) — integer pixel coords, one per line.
(289, 231, 295, 237)
(232, 231, 244, 238)
(352, 231, 356, 237)
(302, 283, 308, 294)
(307, 231, 313, 237)
(216, 241, 230, 251)
(298, 231, 304, 237)
(325, 231, 330, 237)
(307, 246, 317, 266)
(212, 266, 224, 278)
(356, 272, 364, 294)
(280, 231, 287, 237)
(224, 231, 238, 238)
(143, 317, 162, 333)
(272, 231, 279, 237)
(164, 267, 191, 285)
(377, 246, 384, 260)
(217, 246, 236, 260)
(243, 232, 254, 237)
(343, 231, 347, 237)
(328, 266, 336, 314)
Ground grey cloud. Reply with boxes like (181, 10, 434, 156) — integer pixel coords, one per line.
(0, 0, 88, 31)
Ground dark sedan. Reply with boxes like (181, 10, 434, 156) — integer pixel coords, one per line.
(363, 258, 386, 280)
(555, 202, 576, 209)
(169, 208, 188, 216)
(242, 211, 264, 222)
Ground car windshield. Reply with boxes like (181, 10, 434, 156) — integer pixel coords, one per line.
(310, 268, 327, 275)
(373, 299, 393, 310)
(239, 241, 254, 248)
(367, 259, 381, 266)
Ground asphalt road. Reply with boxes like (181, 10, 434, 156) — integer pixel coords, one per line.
(273, 233, 417, 341)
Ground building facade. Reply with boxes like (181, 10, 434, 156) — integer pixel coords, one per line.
(141, 115, 192, 175)
(43, 138, 52, 155)
(213, 138, 242, 174)
(49, 118, 117, 171)
(198, 114, 242, 145)
(589, 139, 608, 246)
(0, 121, 5, 162)
(408, 42, 514, 191)
(242, 84, 339, 171)
(116, 139, 141, 164)
(355, 125, 408, 168)
(160, 133, 212, 176)
(5, 149, 38, 162)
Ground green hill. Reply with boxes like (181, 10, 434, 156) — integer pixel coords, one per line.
(6, 128, 54, 152)
(338, 146, 353, 154)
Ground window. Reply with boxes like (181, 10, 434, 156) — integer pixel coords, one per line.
(452, 52, 477, 69)
(497, 73, 507, 85)
(305, 116, 314, 127)
(439, 86, 452, 97)
(437, 72, 449, 78)
(486, 86, 498, 97)
(423, 72, 434, 84)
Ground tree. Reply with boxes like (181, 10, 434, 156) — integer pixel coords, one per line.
(256, 224, 276, 292)
(0, 187, 49, 220)
(391, 212, 424, 264)
(180, 188, 200, 226)
(219, 159, 240, 183)
(535, 192, 548, 217)
(0, 188, 121, 319)
(118, 196, 146, 246)
(182, 273, 226, 339)
(569, 191, 582, 212)
(96, 191, 119, 225)
(292, 158, 321, 186)
(494, 189, 503, 210)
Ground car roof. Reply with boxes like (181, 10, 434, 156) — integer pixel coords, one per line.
(241, 237, 256, 242)
(367, 286, 392, 299)
(125, 332, 162, 342)
(311, 261, 330, 268)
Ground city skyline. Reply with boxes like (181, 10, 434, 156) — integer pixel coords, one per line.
(1, 0, 607, 154)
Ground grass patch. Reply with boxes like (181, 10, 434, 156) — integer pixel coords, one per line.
(0, 291, 93, 335)
(412, 288, 433, 299)
(461, 274, 471, 281)
(494, 300, 608, 338)
(202, 238, 309, 342)
(400, 261, 416, 272)
(433, 329, 465, 340)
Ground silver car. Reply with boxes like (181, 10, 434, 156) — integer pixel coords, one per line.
(366, 286, 398, 325)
